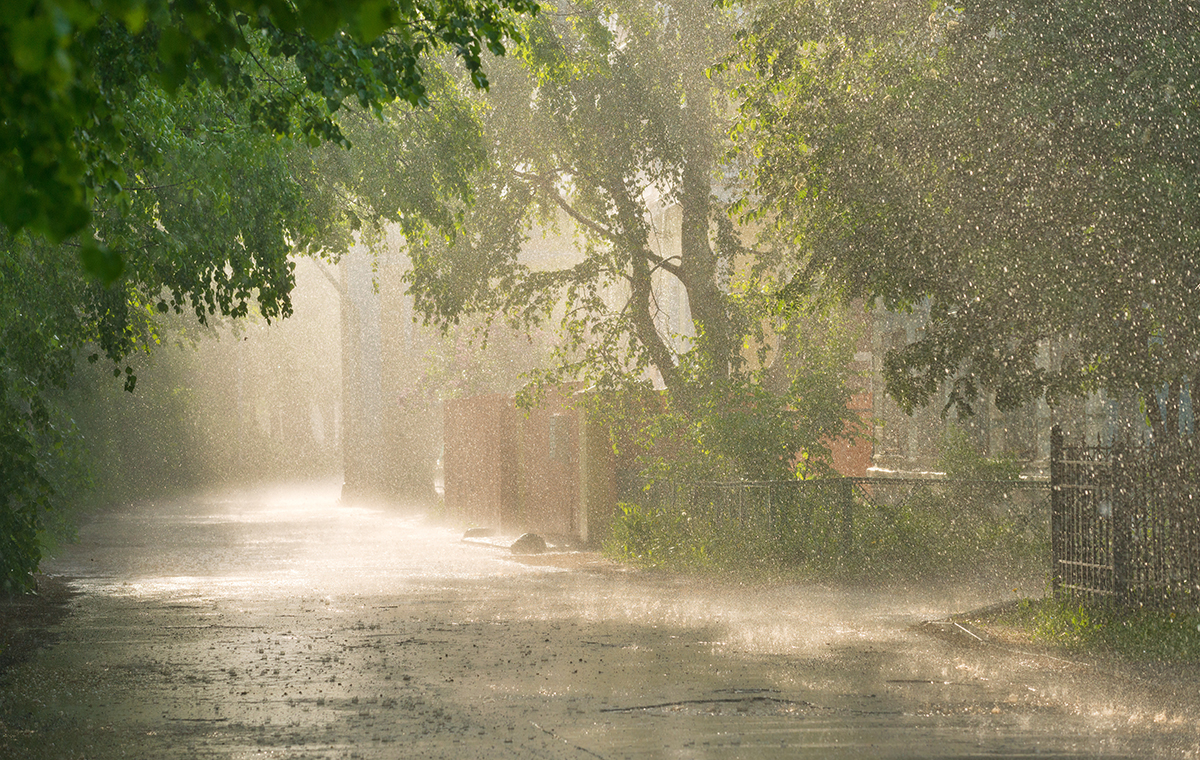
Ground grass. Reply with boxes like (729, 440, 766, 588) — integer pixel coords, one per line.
(603, 485, 1049, 585)
(606, 496, 1200, 665)
(985, 593, 1200, 664)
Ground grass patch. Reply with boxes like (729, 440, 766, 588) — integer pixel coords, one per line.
(604, 502, 767, 573)
(603, 483, 1049, 585)
(990, 594, 1200, 663)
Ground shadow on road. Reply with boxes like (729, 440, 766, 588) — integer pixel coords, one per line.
(0, 574, 77, 676)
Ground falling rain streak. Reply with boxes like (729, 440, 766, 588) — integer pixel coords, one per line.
(3, 0, 1200, 757)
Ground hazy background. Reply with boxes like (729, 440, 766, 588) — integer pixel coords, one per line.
(48, 247, 555, 521)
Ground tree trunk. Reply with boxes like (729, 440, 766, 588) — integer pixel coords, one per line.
(678, 161, 733, 383)
(611, 179, 680, 391)
(676, 73, 733, 386)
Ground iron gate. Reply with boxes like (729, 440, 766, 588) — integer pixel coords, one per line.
(1050, 425, 1200, 609)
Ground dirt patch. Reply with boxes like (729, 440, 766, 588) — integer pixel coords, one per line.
(0, 574, 76, 678)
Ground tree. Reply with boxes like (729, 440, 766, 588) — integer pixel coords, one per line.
(407, 0, 738, 391)
(0, 70, 320, 590)
(2, 0, 537, 273)
(405, 0, 861, 480)
(0, 231, 107, 592)
(732, 0, 1200, 441)
(1, 0, 538, 590)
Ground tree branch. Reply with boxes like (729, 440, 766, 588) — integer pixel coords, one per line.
(313, 258, 347, 301)
(513, 169, 617, 242)
(515, 169, 686, 281)
(645, 251, 683, 279)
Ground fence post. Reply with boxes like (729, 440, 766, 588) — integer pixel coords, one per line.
(1050, 425, 1063, 593)
(840, 479, 854, 559)
(767, 483, 774, 532)
(1111, 440, 1132, 605)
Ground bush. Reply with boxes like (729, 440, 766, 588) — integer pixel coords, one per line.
(606, 476, 1049, 583)
(605, 502, 711, 570)
(1001, 594, 1200, 663)
(1, 388, 79, 594)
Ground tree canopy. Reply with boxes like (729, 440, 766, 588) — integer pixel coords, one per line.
(2, 0, 537, 275)
(404, 0, 860, 481)
(733, 0, 1200, 440)
(410, 0, 742, 392)
(1, 0, 537, 592)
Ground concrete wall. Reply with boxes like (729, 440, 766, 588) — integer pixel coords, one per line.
(517, 392, 580, 540)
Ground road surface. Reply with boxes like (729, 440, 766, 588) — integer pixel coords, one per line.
(3, 482, 1198, 758)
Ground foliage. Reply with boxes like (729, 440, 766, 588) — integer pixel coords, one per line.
(1, 0, 537, 266)
(607, 477, 1048, 581)
(605, 502, 717, 570)
(731, 0, 1200, 436)
(0, 443, 46, 593)
(606, 498, 806, 573)
(0, 229, 139, 593)
(936, 427, 1023, 482)
(999, 595, 1200, 663)
(1, 0, 527, 590)
(398, 0, 865, 522)
(772, 476, 1047, 579)
(318, 70, 492, 245)
(408, 0, 748, 393)
(620, 298, 862, 484)
(0, 71, 308, 590)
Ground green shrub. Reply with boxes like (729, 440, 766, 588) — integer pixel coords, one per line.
(1004, 594, 1200, 662)
(605, 502, 707, 569)
(606, 475, 1049, 583)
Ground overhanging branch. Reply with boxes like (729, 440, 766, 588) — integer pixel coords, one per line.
(513, 169, 616, 243)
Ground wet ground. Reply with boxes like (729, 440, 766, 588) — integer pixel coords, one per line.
(2, 482, 1199, 758)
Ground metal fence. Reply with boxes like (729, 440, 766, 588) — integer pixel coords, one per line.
(649, 476, 1050, 565)
(1051, 426, 1200, 609)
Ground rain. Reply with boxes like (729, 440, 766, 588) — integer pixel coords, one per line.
(2, 0, 1200, 758)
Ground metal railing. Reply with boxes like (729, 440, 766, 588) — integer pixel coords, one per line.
(1051, 426, 1200, 610)
(644, 475, 1050, 567)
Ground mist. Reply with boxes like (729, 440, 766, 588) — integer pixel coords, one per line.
(3, 0, 1200, 756)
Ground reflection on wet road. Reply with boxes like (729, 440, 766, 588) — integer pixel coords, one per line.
(8, 483, 1198, 758)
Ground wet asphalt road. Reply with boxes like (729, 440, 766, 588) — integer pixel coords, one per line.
(5, 482, 1199, 758)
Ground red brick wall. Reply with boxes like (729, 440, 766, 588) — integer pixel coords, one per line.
(830, 391, 873, 477)
(444, 390, 588, 539)
(445, 384, 871, 540)
(829, 302, 874, 477)
(443, 394, 519, 531)
(517, 390, 580, 539)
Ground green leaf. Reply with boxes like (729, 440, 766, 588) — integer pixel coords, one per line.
(121, 2, 148, 33)
(354, 0, 396, 41)
(42, 197, 92, 243)
(10, 16, 55, 73)
(79, 241, 125, 284)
